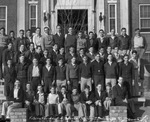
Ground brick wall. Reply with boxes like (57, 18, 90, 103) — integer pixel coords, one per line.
(0, 0, 17, 35)
(10, 108, 28, 122)
(109, 106, 127, 122)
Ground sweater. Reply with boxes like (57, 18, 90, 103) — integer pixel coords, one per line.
(79, 63, 92, 79)
(47, 93, 59, 104)
(65, 34, 76, 48)
(66, 63, 79, 80)
(104, 62, 119, 79)
(56, 65, 66, 81)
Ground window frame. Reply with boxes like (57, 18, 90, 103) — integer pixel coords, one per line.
(108, 3, 117, 34)
(0, 6, 7, 33)
(29, 3, 38, 30)
(139, 4, 150, 33)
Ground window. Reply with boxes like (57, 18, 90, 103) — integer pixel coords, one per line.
(29, 4, 38, 33)
(108, 4, 117, 33)
(139, 4, 150, 32)
(0, 6, 7, 32)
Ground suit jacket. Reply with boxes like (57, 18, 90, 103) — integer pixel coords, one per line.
(3, 65, 16, 83)
(28, 64, 42, 82)
(112, 84, 128, 105)
(95, 91, 106, 103)
(80, 92, 95, 105)
(58, 92, 72, 103)
(7, 88, 24, 103)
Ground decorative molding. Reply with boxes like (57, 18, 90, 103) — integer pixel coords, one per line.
(107, 0, 117, 3)
(28, 0, 38, 4)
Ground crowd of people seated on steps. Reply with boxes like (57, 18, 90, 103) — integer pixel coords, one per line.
(0, 25, 147, 121)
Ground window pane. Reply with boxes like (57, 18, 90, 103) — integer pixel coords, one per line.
(140, 5, 150, 18)
(0, 21, 5, 28)
(30, 6, 36, 18)
(110, 19, 115, 32)
(141, 19, 150, 28)
(31, 19, 36, 27)
(110, 5, 115, 18)
(0, 7, 6, 19)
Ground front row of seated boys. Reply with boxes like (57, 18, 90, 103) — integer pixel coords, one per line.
(1, 76, 135, 121)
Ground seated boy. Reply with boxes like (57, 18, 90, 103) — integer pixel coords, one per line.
(58, 86, 72, 120)
(80, 86, 95, 121)
(71, 87, 85, 120)
(34, 85, 45, 118)
(45, 86, 59, 119)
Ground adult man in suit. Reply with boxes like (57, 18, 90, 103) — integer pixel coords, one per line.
(1, 80, 24, 119)
(28, 58, 42, 94)
(53, 25, 65, 48)
(113, 77, 135, 118)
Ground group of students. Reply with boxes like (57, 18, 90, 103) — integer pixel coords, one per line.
(0, 25, 147, 121)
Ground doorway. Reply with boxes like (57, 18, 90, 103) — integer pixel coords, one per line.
(57, 9, 88, 34)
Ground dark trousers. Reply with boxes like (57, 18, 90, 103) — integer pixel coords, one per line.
(4, 82, 14, 97)
(35, 103, 45, 117)
(95, 105, 103, 117)
(123, 78, 132, 98)
(31, 77, 41, 94)
(44, 78, 53, 94)
(93, 75, 105, 91)
(17, 77, 27, 91)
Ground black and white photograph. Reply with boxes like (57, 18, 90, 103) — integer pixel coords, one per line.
(0, 0, 150, 122)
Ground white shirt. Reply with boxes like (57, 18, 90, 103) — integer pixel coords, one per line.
(32, 66, 40, 77)
(14, 88, 19, 99)
(134, 36, 144, 48)
(46, 65, 51, 71)
(38, 92, 45, 104)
